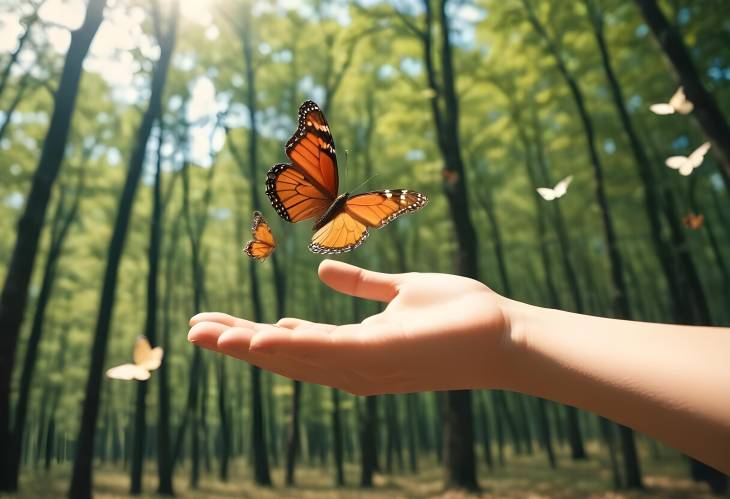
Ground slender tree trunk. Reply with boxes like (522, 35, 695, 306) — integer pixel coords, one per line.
(0, 2, 40, 102)
(536, 399, 556, 469)
(587, 0, 699, 325)
(131, 109, 167, 494)
(634, 0, 730, 189)
(418, 0, 479, 488)
(589, 7, 727, 488)
(360, 396, 378, 487)
(476, 393, 493, 470)
(0, 70, 32, 143)
(6, 172, 82, 490)
(523, 1, 642, 486)
(217, 358, 230, 481)
(331, 389, 345, 486)
(68, 7, 176, 497)
(0, 4, 106, 491)
(156, 132, 178, 498)
(235, 3, 271, 484)
(406, 393, 419, 473)
(285, 381, 302, 485)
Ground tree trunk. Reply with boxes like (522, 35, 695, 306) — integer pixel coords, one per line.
(406, 393, 419, 473)
(476, 392, 493, 470)
(523, 1, 641, 486)
(634, 0, 730, 189)
(587, 0, 701, 326)
(331, 389, 345, 486)
(285, 381, 302, 485)
(0, 3, 105, 491)
(419, 0, 479, 488)
(68, 6, 176, 497)
(359, 396, 378, 487)
(6, 171, 83, 490)
(217, 358, 230, 481)
(233, 2, 272, 484)
(0, 2, 40, 102)
(0, 70, 33, 143)
(130, 114, 166, 495)
(536, 399, 556, 469)
(156, 128, 179, 497)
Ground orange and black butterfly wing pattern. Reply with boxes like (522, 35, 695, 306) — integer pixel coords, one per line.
(309, 211, 369, 254)
(308, 190, 428, 254)
(265, 164, 332, 222)
(244, 211, 277, 261)
(285, 100, 339, 198)
(265, 101, 338, 223)
(346, 190, 428, 228)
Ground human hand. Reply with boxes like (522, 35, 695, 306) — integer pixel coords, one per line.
(187, 260, 517, 395)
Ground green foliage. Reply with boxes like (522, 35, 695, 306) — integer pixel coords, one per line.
(0, 0, 728, 491)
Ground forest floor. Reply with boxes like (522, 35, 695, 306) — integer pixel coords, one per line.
(3, 446, 719, 498)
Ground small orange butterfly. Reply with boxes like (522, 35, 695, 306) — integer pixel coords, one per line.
(682, 213, 704, 230)
(244, 211, 277, 261)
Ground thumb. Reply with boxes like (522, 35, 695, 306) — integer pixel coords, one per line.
(318, 260, 400, 302)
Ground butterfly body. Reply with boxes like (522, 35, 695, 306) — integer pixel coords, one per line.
(313, 192, 350, 231)
(266, 101, 427, 253)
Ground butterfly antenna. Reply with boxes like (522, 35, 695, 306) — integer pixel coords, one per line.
(350, 173, 380, 194)
(344, 149, 350, 190)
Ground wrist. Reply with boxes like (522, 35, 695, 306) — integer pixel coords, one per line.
(494, 295, 544, 391)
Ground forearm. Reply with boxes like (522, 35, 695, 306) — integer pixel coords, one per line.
(500, 298, 730, 474)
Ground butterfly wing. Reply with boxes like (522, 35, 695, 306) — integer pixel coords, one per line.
(553, 175, 573, 198)
(106, 364, 151, 381)
(345, 190, 428, 228)
(266, 164, 332, 222)
(286, 101, 339, 198)
(650, 103, 675, 115)
(665, 155, 689, 170)
(309, 211, 369, 254)
(688, 142, 711, 167)
(142, 347, 164, 372)
(133, 336, 152, 366)
(669, 87, 694, 114)
(537, 188, 557, 201)
(266, 101, 340, 223)
(244, 211, 277, 261)
(308, 190, 428, 254)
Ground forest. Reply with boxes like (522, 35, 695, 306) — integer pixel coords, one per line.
(0, 0, 729, 497)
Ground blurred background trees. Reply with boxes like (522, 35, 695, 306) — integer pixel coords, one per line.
(0, 0, 728, 496)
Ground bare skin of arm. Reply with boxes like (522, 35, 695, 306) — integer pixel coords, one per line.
(188, 260, 730, 474)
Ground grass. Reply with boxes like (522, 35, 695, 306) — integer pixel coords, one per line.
(2, 443, 718, 498)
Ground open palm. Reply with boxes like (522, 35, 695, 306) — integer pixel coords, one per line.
(188, 260, 514, 395)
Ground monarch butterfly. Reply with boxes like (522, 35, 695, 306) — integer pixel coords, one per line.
(106, 336, 164, 381)
(244, 211, 276, 261)
(683, 213, 704, 230)
(265, 100, 428, 254)
(537, 175, 573, 201)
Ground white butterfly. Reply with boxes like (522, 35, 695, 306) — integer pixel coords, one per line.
(665, 142, 711, 176)
(106, 336, 164, 381)
(537, 175, 573, 201)
(650, 86, 694, 115)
